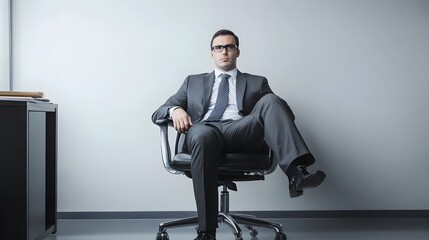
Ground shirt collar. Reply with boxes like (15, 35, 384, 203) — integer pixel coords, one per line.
(215, 68, 237, 79)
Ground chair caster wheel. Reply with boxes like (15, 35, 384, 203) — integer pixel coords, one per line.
(275, 232, 287, 240)
(156, 231, 169, 240)
(249, 228, 258, 237)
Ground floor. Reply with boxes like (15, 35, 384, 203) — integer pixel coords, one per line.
(44, 218, 429, 240)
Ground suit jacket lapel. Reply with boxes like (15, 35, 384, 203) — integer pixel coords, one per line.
(236, 70, 246, 112)
(203, 71, 216, 113)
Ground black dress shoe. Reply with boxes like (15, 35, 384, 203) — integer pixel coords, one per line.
(194, 230, 216, 240)
(289, 165, 326, 198)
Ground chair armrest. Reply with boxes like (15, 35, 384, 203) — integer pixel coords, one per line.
(155, 119, 172, 126)
(155, 119, 184, 175)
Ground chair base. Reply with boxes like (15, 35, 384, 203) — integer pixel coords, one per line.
(156, 212, 286, 240)
(156, 184, 287, 240)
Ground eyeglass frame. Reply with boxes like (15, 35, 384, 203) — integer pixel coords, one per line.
(211, 44, 239, 53)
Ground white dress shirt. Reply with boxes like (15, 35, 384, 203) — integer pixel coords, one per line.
(202, 68, 242, 121)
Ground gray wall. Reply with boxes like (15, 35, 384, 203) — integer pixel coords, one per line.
(2, 0, 429, 212)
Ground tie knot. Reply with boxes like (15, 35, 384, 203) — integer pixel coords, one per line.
(220, 74, 231, 81)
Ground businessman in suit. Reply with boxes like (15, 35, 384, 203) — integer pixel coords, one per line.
(152, 29, 325, 240)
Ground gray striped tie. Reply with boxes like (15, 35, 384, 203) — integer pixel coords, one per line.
(207, 74, 231, 121)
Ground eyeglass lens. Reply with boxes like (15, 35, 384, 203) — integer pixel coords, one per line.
(212, 44, 237, 52)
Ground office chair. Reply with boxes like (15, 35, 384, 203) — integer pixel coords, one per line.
(155, 119, 287, 240)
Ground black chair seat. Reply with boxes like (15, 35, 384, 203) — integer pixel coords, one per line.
(171, 152, 272, 172)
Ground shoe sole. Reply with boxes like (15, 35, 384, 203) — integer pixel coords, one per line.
(289, 189, 303, 198)
(289, 171, 326, 198)
(299, 171, 326, 190)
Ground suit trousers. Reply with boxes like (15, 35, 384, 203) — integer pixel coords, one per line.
(185, 93, 315, 231)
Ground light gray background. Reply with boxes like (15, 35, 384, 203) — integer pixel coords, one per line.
(1, 0, 428, 212)
(0, 0, 9, 89)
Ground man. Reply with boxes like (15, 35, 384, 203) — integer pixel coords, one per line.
(152, 29, 325, 240)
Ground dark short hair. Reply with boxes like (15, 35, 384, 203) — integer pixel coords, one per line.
(210, 29, 239, 49)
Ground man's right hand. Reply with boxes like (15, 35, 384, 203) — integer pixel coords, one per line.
(171, 107, 193, 133)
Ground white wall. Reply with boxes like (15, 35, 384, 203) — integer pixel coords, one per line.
(0, 0, 10, 90)
(11, 0, 429, 212)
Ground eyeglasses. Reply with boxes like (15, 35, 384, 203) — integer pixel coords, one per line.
(211, 44, 238, 53)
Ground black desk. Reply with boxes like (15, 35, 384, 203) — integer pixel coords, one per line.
(0, 100, 58, 240)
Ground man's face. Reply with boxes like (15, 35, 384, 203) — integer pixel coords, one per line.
(210, 35, 240, 72)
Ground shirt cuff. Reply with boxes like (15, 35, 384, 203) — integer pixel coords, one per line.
(168, 106, 181, 118)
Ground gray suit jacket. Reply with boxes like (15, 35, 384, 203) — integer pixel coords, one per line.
(151, 70, 274, 123)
